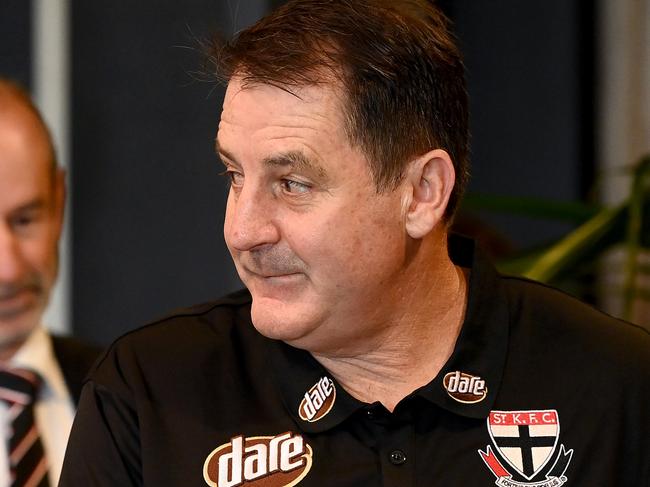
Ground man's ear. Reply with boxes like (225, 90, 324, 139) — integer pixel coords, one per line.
(52, 167, 66, 240)
(402, 149, 455, 239)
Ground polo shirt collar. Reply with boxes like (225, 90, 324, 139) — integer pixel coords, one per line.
(268, 338, 362, 434)
(269, 235, 509, 432)
(414, 235, 509, 419)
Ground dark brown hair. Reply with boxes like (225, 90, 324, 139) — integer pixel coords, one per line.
(210, 0, 469, 220)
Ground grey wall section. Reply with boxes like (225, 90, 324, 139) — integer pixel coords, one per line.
(0, 0, 32, 87)
(71, 1, 267, 345)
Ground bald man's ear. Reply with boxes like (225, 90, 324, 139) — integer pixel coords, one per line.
(52, 168, 66, 239)
(402, 149, 455, 239)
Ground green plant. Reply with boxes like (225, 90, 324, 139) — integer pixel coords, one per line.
(461, 154, 650, 323)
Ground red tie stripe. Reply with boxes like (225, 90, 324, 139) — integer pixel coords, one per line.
(0, 368, 49, 487)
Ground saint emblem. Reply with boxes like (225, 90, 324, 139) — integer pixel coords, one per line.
(479, 410, 573, 487)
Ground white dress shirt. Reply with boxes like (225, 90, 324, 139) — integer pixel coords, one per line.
(0, 327, 75, 487)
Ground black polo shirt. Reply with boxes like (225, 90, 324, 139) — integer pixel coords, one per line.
(60, 238, 650, 487)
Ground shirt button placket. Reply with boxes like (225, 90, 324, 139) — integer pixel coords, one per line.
(389, 449, 407, 465)
(379, 427, 415, 486)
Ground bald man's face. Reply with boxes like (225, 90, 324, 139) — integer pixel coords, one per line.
(0, 96, 64, 359)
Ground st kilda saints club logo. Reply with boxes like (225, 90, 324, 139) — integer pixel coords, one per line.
(298, 376, 336, 422)
(479, 410, 573, 487)
(203, 432, 313, 487)
(443, 370, 488, 404)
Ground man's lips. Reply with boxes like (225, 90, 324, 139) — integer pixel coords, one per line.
(245, 268, 304, 279)
(0, 288, 39, 319)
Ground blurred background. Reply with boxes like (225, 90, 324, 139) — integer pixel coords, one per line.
(1, 0, 648, 345)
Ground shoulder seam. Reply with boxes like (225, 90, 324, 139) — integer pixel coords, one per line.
(92, 290, 251, 372)
(499, 274, 650, 337)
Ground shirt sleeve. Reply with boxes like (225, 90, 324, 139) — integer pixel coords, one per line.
(58, 360, 142, 486)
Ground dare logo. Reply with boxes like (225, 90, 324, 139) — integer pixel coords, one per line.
(298, 376, 336, 422)
(443, 371, 488, 404)
(203, 432, 313, 487)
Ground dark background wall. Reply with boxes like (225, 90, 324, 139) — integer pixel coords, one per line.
(442, 0, 593, 251)
(0, 1, 32, 88)
(2, 0, 595, 345)
(70, 1, 266, 344)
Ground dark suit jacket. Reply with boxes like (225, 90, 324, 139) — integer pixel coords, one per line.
(50, 335, 103, 405)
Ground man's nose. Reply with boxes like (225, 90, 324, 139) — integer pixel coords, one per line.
(0, 225, 26, 283)
(225, 186, 281, 252)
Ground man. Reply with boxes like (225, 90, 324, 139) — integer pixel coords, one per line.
(0, 79, 101, 486)
(60, 1, 649, 486)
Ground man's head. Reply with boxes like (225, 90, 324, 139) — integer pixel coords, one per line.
(213, 0, 469, 351)
(0, 80, 64, 359)
(213, 0, 469, 218)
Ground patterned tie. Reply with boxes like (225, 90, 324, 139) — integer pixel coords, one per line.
(0, 369, 49, 487)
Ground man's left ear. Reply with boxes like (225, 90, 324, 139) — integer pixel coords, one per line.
(53, 168, 67, 239)
(402, 149, 455, 239)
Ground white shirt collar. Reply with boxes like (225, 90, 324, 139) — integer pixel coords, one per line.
(10, 326, 70, 402)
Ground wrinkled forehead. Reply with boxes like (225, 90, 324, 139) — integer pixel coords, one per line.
(219, 77, 349, 144)
(0, 106, 56, 192)
(0, 98, 55, 168)
(216, 77, 365, 182)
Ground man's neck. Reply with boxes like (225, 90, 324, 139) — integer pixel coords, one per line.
(0, 325, 38, 364)
(0, 341, 24, 363)
(312, 238, 469, 412)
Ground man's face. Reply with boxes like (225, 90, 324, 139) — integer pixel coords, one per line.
(0, 100, 63, 356)
(219, 79, 410, 352)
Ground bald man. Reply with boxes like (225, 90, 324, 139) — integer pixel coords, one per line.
(0, 79, 100, 486)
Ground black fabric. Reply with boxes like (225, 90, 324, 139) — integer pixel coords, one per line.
(50, 336, 103, 405)
(0, 369, 49, 487)
(59, 238, 650, 486)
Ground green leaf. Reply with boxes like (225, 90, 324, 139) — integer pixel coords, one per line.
(521, 204, 628, 283)
(623, 156, 650, 319)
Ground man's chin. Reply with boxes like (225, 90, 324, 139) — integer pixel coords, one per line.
(250, 312, 303, 342)
(0, 303, 43, 355)
(0, 323, 39, 360)
(249, 296, 317, 343)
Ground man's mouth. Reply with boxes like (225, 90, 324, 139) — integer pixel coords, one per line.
(246, 268, 304, 279)
(0, 288, 40, 320)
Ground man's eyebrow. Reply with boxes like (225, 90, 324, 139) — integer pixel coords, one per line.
(262, 151, 327, 179)
(215, 141, 328, 180)
(10, 199, 46, 216)
(215, 140, 238, 165)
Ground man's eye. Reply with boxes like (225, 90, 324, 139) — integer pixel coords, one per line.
(14, 215, 34, 226)
(281, 179, 311, 194)
(10, 214, 38, 232)
(225, 171, 244, 187)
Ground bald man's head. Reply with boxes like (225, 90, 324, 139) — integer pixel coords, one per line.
(0, 80, 57, 177)
(0, 79, 65, 361)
